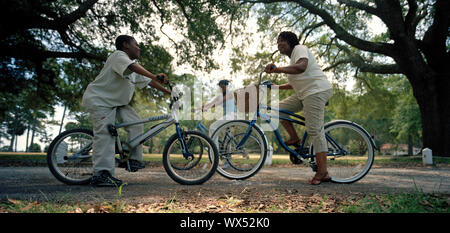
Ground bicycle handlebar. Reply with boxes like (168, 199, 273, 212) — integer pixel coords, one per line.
(156, 75, 172, 91)
(156, 75, 182, 111)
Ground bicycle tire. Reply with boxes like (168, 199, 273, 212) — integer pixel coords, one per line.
(47, 128, 94, 185)
(211, 120, 267, 180)
(163, 130, 218, 185)
(319, 120, 375, 184)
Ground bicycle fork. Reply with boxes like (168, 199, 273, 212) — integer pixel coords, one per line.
(176, 123, 194, 160)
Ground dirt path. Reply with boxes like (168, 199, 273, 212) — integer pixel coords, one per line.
(1, 165, 449, 205)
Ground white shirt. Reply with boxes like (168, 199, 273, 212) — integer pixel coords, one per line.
(287, 45, 332, 100)
(82, 50, 152, 109)
(221, 91, 237, 115)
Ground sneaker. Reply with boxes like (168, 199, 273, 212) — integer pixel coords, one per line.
(118, 159, 145, 172)
(91, 171, 123, 187)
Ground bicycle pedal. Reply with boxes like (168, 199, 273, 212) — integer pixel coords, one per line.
(309, 162, 318, 172)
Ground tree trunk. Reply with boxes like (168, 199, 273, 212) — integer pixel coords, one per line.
(9, 135, 15, 152)
(29, 128, 35, 152)
(407, 134, 413, 156)
(410, 73, 450, 157)
(25, 126, 30, 152)
(14, 134, 18, 152)
(59, 105, 66, 134)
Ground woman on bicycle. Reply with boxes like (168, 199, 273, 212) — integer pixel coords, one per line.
(82, 35, 171, 187)
(265, 31, 333, 185)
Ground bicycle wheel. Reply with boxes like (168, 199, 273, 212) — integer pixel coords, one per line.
(316, 120, 375, 184)
(211, 120, 267, 180)
(47, 128, 94, 185)
(163, 130, 218, 185)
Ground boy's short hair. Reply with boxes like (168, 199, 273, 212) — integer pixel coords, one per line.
(278, 31, 300, 48)
(115, 35, 135, 50)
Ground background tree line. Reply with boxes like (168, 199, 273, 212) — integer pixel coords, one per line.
(0, 0, 446, 156)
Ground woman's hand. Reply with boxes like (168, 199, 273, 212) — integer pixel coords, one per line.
(264, 63, 277, 73)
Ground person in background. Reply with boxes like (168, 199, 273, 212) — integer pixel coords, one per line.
(199, 79, 237, 135)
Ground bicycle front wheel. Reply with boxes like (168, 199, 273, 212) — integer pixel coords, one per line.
(163, 131, 218, 185)
(211, 120, 267, 180)
(47, 128, 94, 185)
(320, 121, 375, 184)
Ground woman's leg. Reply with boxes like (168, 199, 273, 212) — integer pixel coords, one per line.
(303, 90, 332, 184)
(278, 95, 303, 144)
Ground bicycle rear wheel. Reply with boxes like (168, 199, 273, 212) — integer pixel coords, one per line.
(163, 131, 218, 185)
(47, 128, 94, 185)
(319, 121, 375, 184)
(211, 120, 267, 180)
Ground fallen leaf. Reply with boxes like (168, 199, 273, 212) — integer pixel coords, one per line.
(7, 199, 22, 205)
(19, 201, 38, 212)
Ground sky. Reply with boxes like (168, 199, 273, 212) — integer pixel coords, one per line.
(4, 11, 387, 152)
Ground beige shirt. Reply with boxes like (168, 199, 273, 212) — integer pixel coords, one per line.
(287, 45, 332, 100)
(82, 50, 152, 109)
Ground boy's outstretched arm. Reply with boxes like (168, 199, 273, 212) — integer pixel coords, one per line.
(128, 63, 171, 95)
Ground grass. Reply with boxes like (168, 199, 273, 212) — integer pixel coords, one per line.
(341, 190, 450, 213)
(1, 152, 450, 167)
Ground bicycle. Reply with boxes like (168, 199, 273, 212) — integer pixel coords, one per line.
(47, 78, 219, 185)
(210, 70, 377, 183)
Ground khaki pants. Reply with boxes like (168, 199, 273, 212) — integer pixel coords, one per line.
(88, 105, 143, 176)
(279, 89, 332, 153)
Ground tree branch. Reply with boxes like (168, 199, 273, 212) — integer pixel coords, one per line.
(59, 0, 99, 28)
(405, 0, 418, 35)
(420, 0, 450, 70)
(422, 0, 449, 50)
(240, 0, 395, 56)
(337, 0, 379, 17)
(2, 43, 105, 61)
(335, 44, 402, 74)
(323, 59, 351, 72)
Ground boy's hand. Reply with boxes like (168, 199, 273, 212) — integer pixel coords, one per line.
(157, 73, 168, 84)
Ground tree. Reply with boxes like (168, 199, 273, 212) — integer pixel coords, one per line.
(1, 0, 240, 149)
(1, 0, 240, 112)
(238, 0, 450, 156)
(389, 77, 422, 154)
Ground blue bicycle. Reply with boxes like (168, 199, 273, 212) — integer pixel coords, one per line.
(210, 71, 376, 183)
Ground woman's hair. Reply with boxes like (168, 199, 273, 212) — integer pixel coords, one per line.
(278, 31, 299, 48)
(115, 35, 135, 50)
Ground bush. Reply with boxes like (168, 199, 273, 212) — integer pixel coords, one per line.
(28, 143, 41, 152)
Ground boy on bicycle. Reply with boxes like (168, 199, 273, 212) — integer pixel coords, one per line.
(82, 35, 171, 187)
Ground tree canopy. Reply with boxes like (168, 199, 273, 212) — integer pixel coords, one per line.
(1, 0, 448, 155)
(233, 0, 449, 155)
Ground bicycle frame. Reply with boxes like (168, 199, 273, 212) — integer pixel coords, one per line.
(233, 71, 346, 163)
(195, 121, 209, 135)
(113, 89, 192, 160)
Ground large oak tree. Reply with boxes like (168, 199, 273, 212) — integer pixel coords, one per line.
(240, 0, 449, 156)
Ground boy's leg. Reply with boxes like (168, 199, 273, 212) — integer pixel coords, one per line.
(89, 107, 117, 176)
(116, 105, 144, 162)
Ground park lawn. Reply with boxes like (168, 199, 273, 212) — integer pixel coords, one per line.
(0, 152, 449, 167)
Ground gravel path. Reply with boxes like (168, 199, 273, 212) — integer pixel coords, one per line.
(0, 165, 449, 204)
